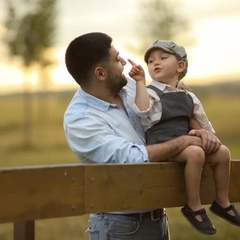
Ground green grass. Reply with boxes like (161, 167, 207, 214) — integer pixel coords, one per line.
(0, 91, 240, 240)
(0, 92, 78, 167)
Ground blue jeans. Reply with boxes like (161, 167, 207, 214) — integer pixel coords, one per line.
(87, 212, 170, 240)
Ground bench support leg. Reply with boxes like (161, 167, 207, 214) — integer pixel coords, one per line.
(14, 221, 35, 240)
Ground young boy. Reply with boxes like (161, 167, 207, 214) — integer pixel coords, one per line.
(128, 40, 240, 235)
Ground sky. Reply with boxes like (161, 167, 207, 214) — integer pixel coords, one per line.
(0, 0, 240, 94)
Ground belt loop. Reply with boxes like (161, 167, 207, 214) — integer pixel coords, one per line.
(139, 213, 143, 223)
(150, 209, 163, 221)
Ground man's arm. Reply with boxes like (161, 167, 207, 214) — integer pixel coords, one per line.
(146, 135, 201, 162)
(65, 115, 149, 164)
(147, 129, 222, 162)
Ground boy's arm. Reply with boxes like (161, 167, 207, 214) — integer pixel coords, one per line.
(190, 117, 202, 130)
(128, 59, 150, 111)
(188, 92, 215, 133)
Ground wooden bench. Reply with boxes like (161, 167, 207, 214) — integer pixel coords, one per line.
(1, 160, 240, 240)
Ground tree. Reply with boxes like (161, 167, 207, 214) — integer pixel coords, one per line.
(4, 0, 57, 68)
(3, 0, 57, 147)
(133, 0, 189, 54)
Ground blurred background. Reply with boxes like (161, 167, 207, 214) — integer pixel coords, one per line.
(0, 0, 240, 239)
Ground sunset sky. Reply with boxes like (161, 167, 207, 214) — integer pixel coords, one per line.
(0, 0, 240, 94)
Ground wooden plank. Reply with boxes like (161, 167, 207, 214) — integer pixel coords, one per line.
(84, 162, 184, 212)
(0, 164, 85, 223)
(14, 221, 35, 240)
(84, 162, 214, 212)
(84, 160, 240, 212)
(0, 161, 239, 224)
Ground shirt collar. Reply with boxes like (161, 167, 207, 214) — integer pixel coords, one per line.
(79, 88, 127, 111)
(150, 79, 192, 91)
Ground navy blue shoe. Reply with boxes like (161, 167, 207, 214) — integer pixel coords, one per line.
(210, 200, 240, 227)
(181, 204, 216, 235)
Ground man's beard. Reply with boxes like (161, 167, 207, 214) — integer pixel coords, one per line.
(105, 71, 127, 95)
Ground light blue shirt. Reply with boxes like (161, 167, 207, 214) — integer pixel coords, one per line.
(63, 79, 148, 164)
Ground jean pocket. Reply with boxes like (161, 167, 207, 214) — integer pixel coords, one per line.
(108, 218, 139, 238)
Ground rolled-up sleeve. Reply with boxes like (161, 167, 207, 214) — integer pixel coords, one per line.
(65, 116, 149, 164)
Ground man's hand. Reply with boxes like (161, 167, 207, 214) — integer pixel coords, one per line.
(188, 129, 221, 154)
(128, 59, 145, 82)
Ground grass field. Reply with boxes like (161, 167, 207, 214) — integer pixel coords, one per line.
(0, 90, 240, 239)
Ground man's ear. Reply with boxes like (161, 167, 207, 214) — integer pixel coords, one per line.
(94, 67, 106, 80)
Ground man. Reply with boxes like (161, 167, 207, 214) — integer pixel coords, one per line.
(63, 32, 221, 240)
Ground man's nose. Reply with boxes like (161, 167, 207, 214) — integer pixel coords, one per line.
(120, 57, 126, 66)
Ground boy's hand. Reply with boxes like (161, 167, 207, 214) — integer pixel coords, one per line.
(128, 59, 145, 82)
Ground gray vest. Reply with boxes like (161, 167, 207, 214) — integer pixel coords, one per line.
(146, 85, 194, 144)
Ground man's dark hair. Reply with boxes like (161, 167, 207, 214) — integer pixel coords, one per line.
(65, 32, 112, 87)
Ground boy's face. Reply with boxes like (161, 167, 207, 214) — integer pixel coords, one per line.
(147, 48, 185, 85)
